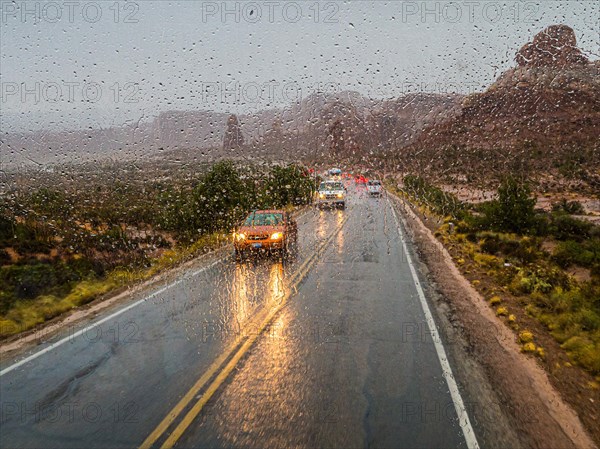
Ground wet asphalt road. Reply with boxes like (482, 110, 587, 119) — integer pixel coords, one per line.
(0, 185, 471, 449)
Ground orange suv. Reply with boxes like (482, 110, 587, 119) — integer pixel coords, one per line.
(233, 210, 298, 258)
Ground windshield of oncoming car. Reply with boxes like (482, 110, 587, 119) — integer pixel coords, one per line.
(244, 213, 284, 226)
(319, 182, 344, 191)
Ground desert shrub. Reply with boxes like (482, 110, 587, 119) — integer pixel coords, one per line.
(551, 213, 594, 240)
(0, 262, 80, 301)
(0, 213, 15, 243)
(480, 233, 502, 254)
(549, 213, 593, 241)
(476, 177, 537, 234)
(496, 306, 509, 316)
(552, 240, 600, 269)
(159, 161, 314, 240)
(532, 214, 550, 236)
(14, 238, 53, 254)
(465, 232, 478, 243)
(489, 296, 502, 306)
(509, 266, 571, 295)
(402, 175, 467, 219)
(266, 164, 314, 207)
(552, 240, 583, 268)
(561, 336, 600, 374)
(552, 199, 585, 215)
(0, 249, 11, 265)
(519, 330, 534, 343)
(191, 160, 247, 234)
(455, 220, 472, 234)
(474, 252, 500, 268)
(479, 232, 541, 264)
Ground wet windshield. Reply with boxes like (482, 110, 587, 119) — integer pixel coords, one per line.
(1, 2, 598, 449)
(319, 182, 344, 191)
(244, 213, 283, 226)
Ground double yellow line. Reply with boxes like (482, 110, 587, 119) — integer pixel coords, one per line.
(140, 214, 349, 449)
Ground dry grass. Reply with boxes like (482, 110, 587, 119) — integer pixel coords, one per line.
(0, 233, 229, 338)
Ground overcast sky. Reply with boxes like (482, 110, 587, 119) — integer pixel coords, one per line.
(1, 1, 598, 131)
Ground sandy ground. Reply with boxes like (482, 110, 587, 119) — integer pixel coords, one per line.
(388, 192, 598, 449)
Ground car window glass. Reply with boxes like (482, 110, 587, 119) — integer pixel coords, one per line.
(244, 213, 283, 226)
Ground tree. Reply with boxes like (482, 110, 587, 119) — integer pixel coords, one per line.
(481, 177, 537, 234)
(266, 165, 313, 207)
(223, 114, 244, 151)
(191, 161, 245, 234)
(0, 207, 14, 243)
(328, 119, 345, 156)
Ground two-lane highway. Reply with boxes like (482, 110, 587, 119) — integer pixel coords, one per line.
(1, 185, 478, 449)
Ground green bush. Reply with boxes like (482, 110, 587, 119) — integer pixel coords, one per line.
(266, 164, 314, 207)
(552, 240, 600, 269)
(191, 160, 247, 234)
(552, 199, 585, 215)
(0, 249, 11, 265)
(0, 262, 82, 302)
(402, 175, 467, 219)
(560, 336, 600, 374)
(509, 266, 571, 296)
(479, 232, 541, 264)
(158, 161, 314, 240)
(549, 213, 593, 242)
(0, 213, 15, 243)
(477, 177, 537, 234)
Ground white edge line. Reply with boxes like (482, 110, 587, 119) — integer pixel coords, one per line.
(0, 259, 223, 377)
(388, 198, 480, 449)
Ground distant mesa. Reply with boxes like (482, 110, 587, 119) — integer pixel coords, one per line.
(516, 24, 589, 68)
(396, 23, 600, 184)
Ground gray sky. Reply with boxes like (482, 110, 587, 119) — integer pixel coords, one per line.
(1, 1, 599, 132)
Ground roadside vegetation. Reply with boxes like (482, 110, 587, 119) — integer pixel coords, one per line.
(388, 175, 600, 376)
(0, 161, 315, 338)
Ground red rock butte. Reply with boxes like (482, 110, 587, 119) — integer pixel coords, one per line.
(516, 24, 589, 68)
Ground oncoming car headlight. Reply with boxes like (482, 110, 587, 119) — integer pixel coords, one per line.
(337, 192, 344, 198)
(234, 232, 246, 241)
(319, 193, 325, 199)
(270, 232, 283, 240)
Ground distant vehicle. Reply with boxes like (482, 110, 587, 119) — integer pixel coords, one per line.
(317, 180, 346, 209)
(328, 168, 342, 181)
(233, 210, 297, 258)
(355, 175, 368, 184)
(367, 180, 383, 197)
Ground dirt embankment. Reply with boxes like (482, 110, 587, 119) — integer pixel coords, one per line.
(389, 193, 598, 449)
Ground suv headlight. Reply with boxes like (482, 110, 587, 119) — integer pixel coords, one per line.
(234, 232, 246, 241)
(319, 193, 325, 199)
(337, 192, 344, 198)
(270, 232, 283, 240)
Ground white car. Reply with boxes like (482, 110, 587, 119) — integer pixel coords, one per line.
(317, 180, 346, 209)
(367, 180, 383, 197)
(328, 168, 342, 182)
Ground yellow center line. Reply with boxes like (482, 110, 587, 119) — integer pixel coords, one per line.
(139, 214, 349, 449)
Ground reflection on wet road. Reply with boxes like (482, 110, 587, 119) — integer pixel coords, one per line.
(176, 188, 470, 449)
(0, 187, 473, 449)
